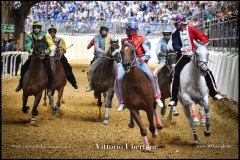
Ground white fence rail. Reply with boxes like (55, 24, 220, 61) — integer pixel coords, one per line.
(1, 52, 28, 79)
(1, 37, 238, 103)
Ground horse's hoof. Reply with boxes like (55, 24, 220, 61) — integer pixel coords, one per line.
(34, 110, 39, 116)
(61, 100, 65, 104)
(31, 118, 36, 124)
(200, 121, 206, 126)
(52, 106, 57, 111)
(194, 140, 200, 145)
(152, 131, 158, 138)
(156, 124, 163, 130)
(103, 120, 108, 125)
(22, 106, 30, 113)
(204, 129, 211, 137)
(128, 123, 135, 128)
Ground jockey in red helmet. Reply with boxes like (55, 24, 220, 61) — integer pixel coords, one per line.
(115, 22, 163, 112)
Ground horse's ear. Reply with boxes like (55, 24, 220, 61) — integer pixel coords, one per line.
(204, 42, 211, 47)
(193, 40, 200, 48)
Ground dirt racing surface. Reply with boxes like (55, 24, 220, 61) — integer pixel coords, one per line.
(1, 63, 239, 159)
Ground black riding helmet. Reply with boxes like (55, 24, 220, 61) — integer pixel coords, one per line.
(100, 25, 109, 32)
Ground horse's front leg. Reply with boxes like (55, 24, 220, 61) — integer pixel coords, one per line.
(31, 92, 43, 124)
(181, 103, 200, 144)
(22, 92, 30, 113)
(201, 95, 211, 137)
(129, 109, 149, 150)
(182, 93, 199, 125)
(103, 88, 114, 125)
(146, 108, 157, 138)
(160, 98, 167, 120)
(55, 88, 64, 116)
(153, 102, 163, 130)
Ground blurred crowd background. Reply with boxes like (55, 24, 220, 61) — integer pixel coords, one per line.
(23, 1, 239, 34)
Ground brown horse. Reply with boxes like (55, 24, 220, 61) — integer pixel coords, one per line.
(43, 55, 67, 115)
(91, 39, 120, 125)
(21, 49, 48, 123)
(157, 50, 177, 120)
(121, 41, 163, 149)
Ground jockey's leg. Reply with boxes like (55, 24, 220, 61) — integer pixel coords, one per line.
(153, 61, 165, 76)
(113, 61, 118, 75)
(60, 55, 78, 89)
(205, 69, 223, 100)
(43, 58, 54, 96)
(114, 64, 125, 111)
(170, 55, 190, 105)
(137, 62, 163, 108)
(86, 57, 104, 92)
(15, 56, 32, 92)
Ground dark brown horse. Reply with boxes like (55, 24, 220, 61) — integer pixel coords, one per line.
(91, 39, 120, 125)
(157, 50, 177, 120)
(121, 41, 163, 149)
(21, 48, 48, 123)
(43, 54, 67, 115)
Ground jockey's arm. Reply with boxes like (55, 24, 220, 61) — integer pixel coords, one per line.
(172, 31, 182, 54)
(192, 27, 209, 44)
(25, 34, 33, 55)
(94, 36, 104, 54)
(45, 33, 56, 56)
(141, 39, 151, 62)
(60, 38, 67, 55)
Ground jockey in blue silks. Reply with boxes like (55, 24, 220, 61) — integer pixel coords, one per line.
(115, 23, 163, 112)
(153, 25, 174, 75)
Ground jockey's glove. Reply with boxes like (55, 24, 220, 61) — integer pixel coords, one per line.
(50, 50, 55, 57)
(44, 48, 51, 55)
(28, 49, 33, 55)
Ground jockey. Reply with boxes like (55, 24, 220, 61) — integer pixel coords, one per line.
(15, 20, 56, 96)
(153, 25, 174, 75)
(169, 15, 223, 112)
(115, 22, 163, 112)
(48, 25, 78, 89)
(86, 25, 118, 92)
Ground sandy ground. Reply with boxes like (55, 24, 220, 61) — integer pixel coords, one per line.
(1, 63, 239, 159)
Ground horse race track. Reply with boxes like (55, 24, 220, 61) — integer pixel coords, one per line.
(2, 63, 239, 159)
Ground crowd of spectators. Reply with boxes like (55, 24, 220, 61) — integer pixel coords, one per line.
(23, 1, 238, 34)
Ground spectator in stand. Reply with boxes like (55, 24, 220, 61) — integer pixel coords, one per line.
(1, 40, 7, 52)
(189, 17, 200, 27)
(6, 39, 16, 51)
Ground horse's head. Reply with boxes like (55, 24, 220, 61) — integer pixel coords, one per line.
(166, 50, 177, 71)
(120, 40, 136, 73)
(106, 38, 120, 62)
(193, 40, 210, 76)
(32, 40, 48, 60)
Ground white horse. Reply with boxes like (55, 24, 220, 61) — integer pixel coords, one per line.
(178, 40, 211, 144)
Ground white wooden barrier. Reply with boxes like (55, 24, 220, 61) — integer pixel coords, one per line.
(208, 51, 239, 102)
(1, 52, 28, 79)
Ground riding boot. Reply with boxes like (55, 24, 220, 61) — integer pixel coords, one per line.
(61, 56, 78, 89)
(15, 56, 31, 92)
(43, 58, 54, 96)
